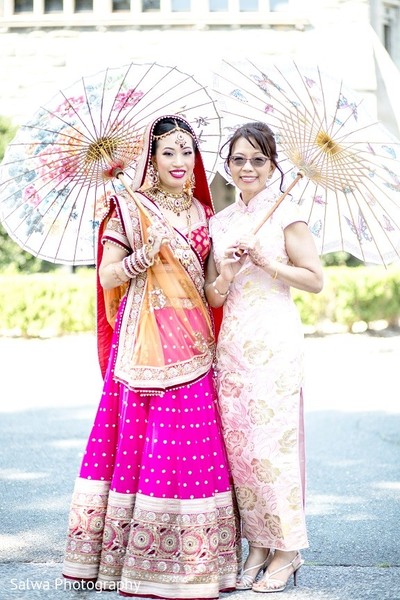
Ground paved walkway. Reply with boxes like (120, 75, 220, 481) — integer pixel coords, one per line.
(0, 332, 399, 599)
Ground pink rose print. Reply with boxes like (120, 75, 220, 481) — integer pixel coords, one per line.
(23, 185, 41, 207)
(220, 371, 244, 399)
(114, 90, 144, 111)
(225, 429, 246, 456)
(55, 96, 86, 118)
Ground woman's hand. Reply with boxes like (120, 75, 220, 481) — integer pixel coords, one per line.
(219, 244, 247, 283)
(234, 235, 271, 269)
(146, 222, 172, 259)
(205, 245, 246, 308)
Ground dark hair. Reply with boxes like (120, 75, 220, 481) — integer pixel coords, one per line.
(221, 122, 284, 191)
(151, 117, 196, 155)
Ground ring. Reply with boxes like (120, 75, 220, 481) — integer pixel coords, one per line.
(233, 249, 247, 260)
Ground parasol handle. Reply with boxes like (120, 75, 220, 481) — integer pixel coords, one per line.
(232, 171, 304, 261)
(253, 171, 304, 234)
(97, 146, 153, 222)
(116, 171, 153, 222)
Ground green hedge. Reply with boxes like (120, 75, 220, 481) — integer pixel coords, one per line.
(293, 265, 400, 331)
(0, 269, 96, 337)
(0, 266, 399, 337)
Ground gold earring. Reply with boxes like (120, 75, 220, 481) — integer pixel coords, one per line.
(148, 162, 159, 186)
(184, 173, 195, 197)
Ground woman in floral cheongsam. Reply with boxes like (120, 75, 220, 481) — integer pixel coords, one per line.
(205, 122, 323, 594)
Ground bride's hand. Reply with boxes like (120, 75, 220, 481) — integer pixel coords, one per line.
(146, 222, 172, 258)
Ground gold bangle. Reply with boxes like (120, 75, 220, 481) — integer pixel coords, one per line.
(273, 268, 278, 280)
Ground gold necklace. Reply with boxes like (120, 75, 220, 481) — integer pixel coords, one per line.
(186, 210, 192, 243)
(147, 186, 192, 216)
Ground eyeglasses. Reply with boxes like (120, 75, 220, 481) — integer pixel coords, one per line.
(229, 155, 270, 168)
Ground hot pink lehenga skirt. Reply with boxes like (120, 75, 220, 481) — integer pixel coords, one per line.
(62, 307, 239, 599)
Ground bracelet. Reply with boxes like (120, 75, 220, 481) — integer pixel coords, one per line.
(121, 245, 155, 279)
(273, 267, 278, 280)
(212, 280, 229, 297)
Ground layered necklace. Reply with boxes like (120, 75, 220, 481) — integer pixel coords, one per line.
(146, 186, 192, 217)
(146, 186, 193, 241)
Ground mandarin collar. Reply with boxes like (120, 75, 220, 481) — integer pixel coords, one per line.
(235, 188, 277, 213)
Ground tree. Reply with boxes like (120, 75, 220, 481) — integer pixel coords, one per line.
(0, 116, 58, 272)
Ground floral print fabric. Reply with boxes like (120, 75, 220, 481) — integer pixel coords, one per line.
(210, 189, 309, 551)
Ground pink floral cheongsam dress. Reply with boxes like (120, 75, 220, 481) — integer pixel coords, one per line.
(209, 188, 309, 551)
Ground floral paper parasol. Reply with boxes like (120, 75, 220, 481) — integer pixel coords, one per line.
(0, 61, 221, 265)
(213, 59, 400, 265)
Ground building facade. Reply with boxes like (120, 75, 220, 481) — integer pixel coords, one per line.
(0, 1, 399, 126)
(0, 0, 399, 204)
(0, 0, 309, 29)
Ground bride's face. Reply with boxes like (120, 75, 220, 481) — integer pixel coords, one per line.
(152, 131, 195, 194)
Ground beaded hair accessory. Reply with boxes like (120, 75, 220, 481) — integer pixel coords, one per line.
(153, 120, 195, 149)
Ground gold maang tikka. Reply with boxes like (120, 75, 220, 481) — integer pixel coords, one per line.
(153, 120, 195, 149)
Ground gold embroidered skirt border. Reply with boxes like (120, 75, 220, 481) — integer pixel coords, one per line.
(63, 478, 238, 598)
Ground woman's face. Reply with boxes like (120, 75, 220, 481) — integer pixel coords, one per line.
(152, 131, 195, 194)
(229, 136, 272, 203)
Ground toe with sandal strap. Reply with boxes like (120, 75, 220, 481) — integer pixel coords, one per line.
(252, 551, 304, 594)
(236, 549, 274, 591)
